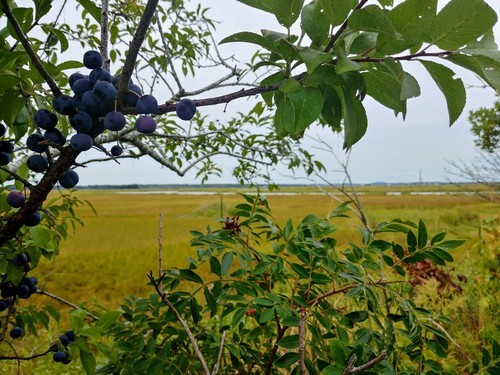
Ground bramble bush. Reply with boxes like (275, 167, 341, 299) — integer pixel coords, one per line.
(0, 0, 499, 373)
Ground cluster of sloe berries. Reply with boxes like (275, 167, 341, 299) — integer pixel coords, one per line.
(52, 330, 76, 364)
(0, 123, 14, 166)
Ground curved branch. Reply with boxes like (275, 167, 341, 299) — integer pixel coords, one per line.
(0, 0, 61, 96)
(0, 348, 53, 361)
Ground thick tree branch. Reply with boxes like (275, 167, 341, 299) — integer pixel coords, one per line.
(0, 0, 61, 96)
(100, 0, 111, 70)
(117, 0, 160, 96)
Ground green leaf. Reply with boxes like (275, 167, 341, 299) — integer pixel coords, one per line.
(299, 48, 332, 74)
(377, 0, 437, 54)
(274, 88, 324, 137)
(417, 219, 428, 249)
(461, 31, 500, 61)
(279, 78, 302, 94)
(34, 0, 53, 20)
(434, 240, 465, 250)
(431, 231, 446, 245)
(392, 244, 404, 259)
(430, 0, 497, 50)
(420, 60, 466, 126)
(76, 0, 101, 22)
(278, 334, 299, 349)
(446, 53, 500, 92)
(320, 85, 343, 131)
(363, 69, 405, 115)
(259, 307, 275, 323)
(179, 269, 204, 284)
(209, 256, 222, 277)
(238, 0, 304, 27)
(330, 339, 346, 364)
(345, 310, 369, 323)
(220, 32, 279, 54)
(336, 48, 362, 74)
(80, 349, 96, 375)
(348, 5, 396, 37)
(95, 311, 121, 331)
(301, 2, 329, 46)
(339, 89, 367, 149)
(321, 364, 343, 375)
(221, 252, 233, 276)
(482, 348, 491, 366)
(274, 352, 299, 368)
(317, 0, 356, 27)
(29, 225, 54, 249)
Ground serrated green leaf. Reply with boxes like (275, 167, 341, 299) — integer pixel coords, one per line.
(301, 2, 329, 46)
(348, 5, 396, 37)
(279, 78, 302, 94)
(318, 0, 355, 26)
(34, 0, 53, 20)
(363, 69, 405, 114)
(377, 0, 437, 54)
(299, 48, 332, 74)
(430, 0, 497, 50)
(420, 60, 466, 126)
(339, 88, 367, 149)
(320, 85, 343, 131)
(446, 53, 500, 92)
(259, 307, 275, 323)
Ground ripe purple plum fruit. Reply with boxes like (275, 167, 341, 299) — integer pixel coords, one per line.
(44, 129, 66, 146)
(72, 79, 93, 97)
(70, 111, 93, 133)
(58, 170, 79, 189)
(9, 326, 23, 339)
(53, 351, 67, 363)
(104, 111, 126, 131)
(0, 123, 6, 137)
(70, 133, 93, 152)
(0, 141, 14, 153)
(89, 67, 112, 84)
(136, 95, 158, 114)
(111, 145, 123, 156)
(25, 211, 42, 227)
(12, 253, 28, 266)
(0, 152, 11, 166)
(53, 95, 76, 116)
(27, 133, 48, 153)
(83, 50, 103, 69)
(34, 109, 58, 130)
(176, 98, 196, 121)
(135, 115, 157, 134)
(93, 81, 117, 103)
(69, 72, 85, 88)
(6, 191, 25, 208)
(27, 155, 49, 173)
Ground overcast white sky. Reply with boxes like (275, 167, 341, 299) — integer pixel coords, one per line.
(31, 1, 500, 185)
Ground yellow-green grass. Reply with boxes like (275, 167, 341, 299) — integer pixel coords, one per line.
(31, 188, 498, 311)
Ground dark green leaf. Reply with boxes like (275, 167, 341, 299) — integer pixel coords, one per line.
(330, 339, 346, 365)
(377, 0, 437, 54)
(301, 2, 329, 46)
(209, 256, 222, 277)
(80, 350, 96, 375)
(417, 219, 428, 249)
(179, 269, 204, 284)
(238, 0, 304, 27)
(317, 0, 355, 26)
(278, 334, 299, 349)
(221, 252, 233, 276)
(363, 69, 405, 115)
(220, 32, 279, 54)
(430, 231, 446, 245)
(348, 5, 396, 36)
(339, 89, 367, 149)
(274, 352, 299, 368)
(76, 0, 101, 23)
(299, 48, 332, 74)
(434, 240, 465, 250)
(345, 310, 369, 323)
(430, 0, 497, 50)
(420, 60, 466, 126)
(259, 307, 275, 323)
(446, 53, 500, 92)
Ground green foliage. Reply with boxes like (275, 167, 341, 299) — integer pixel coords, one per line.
(469, 99, 500, 152)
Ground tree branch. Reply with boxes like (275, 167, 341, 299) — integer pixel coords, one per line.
(0, 348, 54, 361)
(117, 0, 160, 96)
(36, 289, 99, 321)
(148, 271, 211, 375)
(298, 308, 307, 375)
(341, 350, 387, 375)
(211, 330, 227, 375)
(100, 0, 111, 71)
(0, 0, 61, 96)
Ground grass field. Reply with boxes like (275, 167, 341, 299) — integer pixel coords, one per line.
(31, 185, 498, 310)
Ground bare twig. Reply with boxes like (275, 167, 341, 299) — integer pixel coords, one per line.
(158, 212, 163, 280)
(0, 348, 54, 361)
(341, 350, 387, 375)
(298, 308, 307, 375)
(211, 331, 227, 375)
(148, 272, 211, 375)
(0, 166, 34, 190)
(36, 289, 99, 321)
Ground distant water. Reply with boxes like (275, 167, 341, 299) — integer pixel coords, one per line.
(112, 190, 490, 196)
